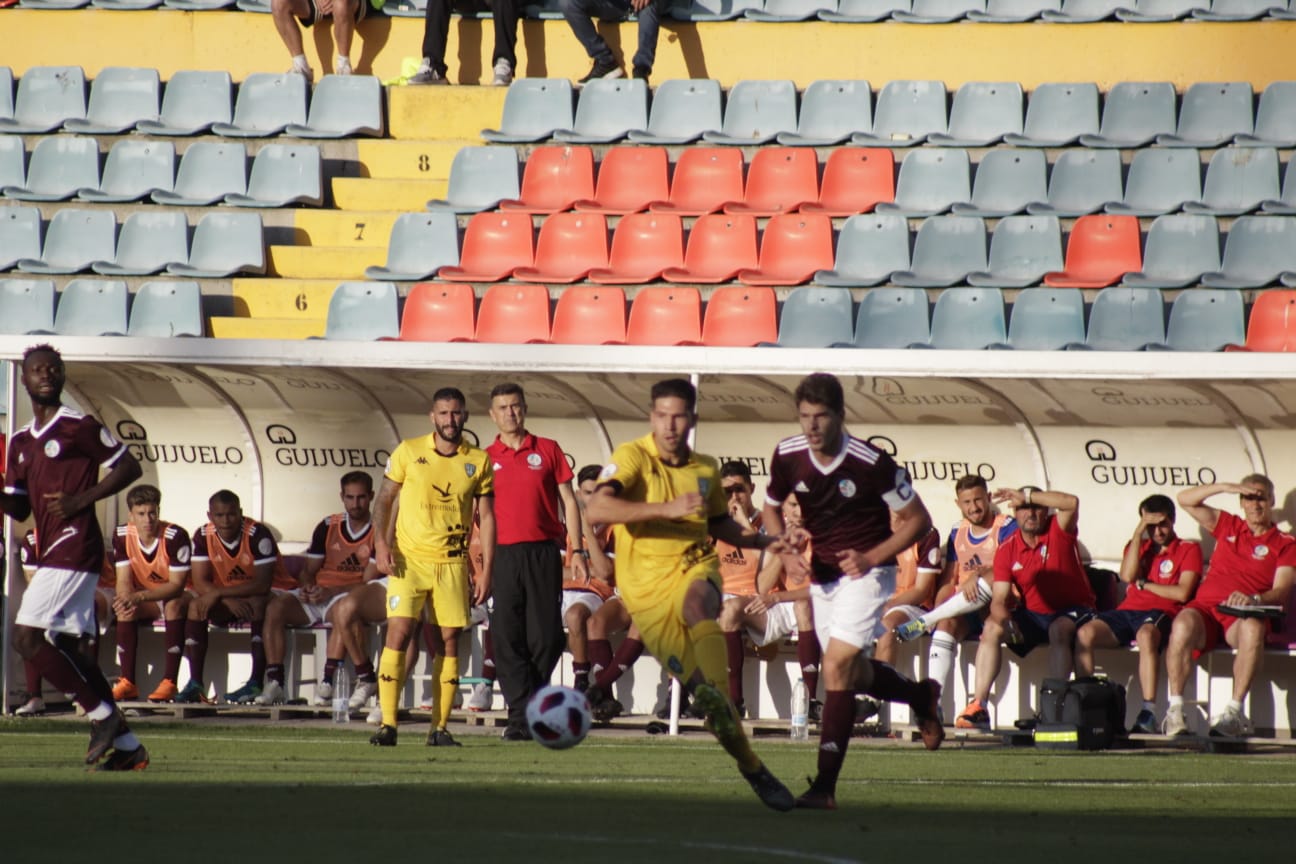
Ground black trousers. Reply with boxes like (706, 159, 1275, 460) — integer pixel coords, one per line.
(422, 0, 523, 75)
(490, 541, 565, 724)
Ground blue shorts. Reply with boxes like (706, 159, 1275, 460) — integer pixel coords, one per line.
(1094, 608, 1170, 646)
(1008, 606, 1096, 657)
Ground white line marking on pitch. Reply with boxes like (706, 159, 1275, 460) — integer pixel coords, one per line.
(497, 831, 866, 864)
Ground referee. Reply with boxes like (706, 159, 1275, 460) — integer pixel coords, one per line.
(486, 383, 586, 740)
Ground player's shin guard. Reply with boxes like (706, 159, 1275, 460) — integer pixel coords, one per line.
(30, 640, 104, 714)
(815, 690, 854, 795)
(249, 620, 266, 686)
(928, 630, 958, 695)
(689, 619, 760, 774)
(797, 631, 820, 698)
(588, 638, 613, 674)
(163, 619, 185, 682)
(378, 648, 405, 728)
(184, 620, 209, 683)
(434, 654, 457, 729)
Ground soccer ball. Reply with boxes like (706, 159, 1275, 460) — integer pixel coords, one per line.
(526, 685, 591, 750)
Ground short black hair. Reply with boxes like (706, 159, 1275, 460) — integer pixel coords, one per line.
(126, 484, 161, 509)
(650, 378, 696, 414)
(432, 387, 467, 408)
(21, 343, 60, 370)
(577, 465, 602, 485)
(209, 489, 240, 509)
(720, 461, 752, 484)
(955, 474, 989, 494)
(794, 373, 844, 417)
(340, 471, 373, 493)
(489, 382, 526, 404)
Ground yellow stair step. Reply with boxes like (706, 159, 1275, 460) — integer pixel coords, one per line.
(388, 87, 509, 140)
(331, 177, 449, 212)
(356, 140, 473, 179)
(210, 317, 326, 340)
(231, 279, 339, 319)
(268, 245, 389, 280)
(292, 211, 402, 248)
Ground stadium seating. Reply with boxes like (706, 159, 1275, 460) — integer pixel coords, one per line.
(224, 144, 322, 208)
(1183, 146, 1278, 215)
(1120, 213, 1220, 288)
(127, 280, 204, 338)
(894, 0, 986, 21)
(323, 282, 400, 341)
(364, 212, 461, 281)
(968, 214, 1063, 287)
(1103, 148, 1202, 216)
(670, 0, 762, 18)
(152, 141, 246, 206)
(649, 147, 744, 216)
(1195, 0, 1286, 17)
(482, 79, 575, 143)
(814, 213, 910, 287)
(1236, 81, 1296, 147)
(438, 212, 535, 282)
(425, 146, 521, 214)
(549, 286, 627, 344)
(500, 145, 596, 214)
(875, 148, 971, 216)
(553, 79, 648, 144)
(800, 147, 894, 216)
(702, 79, 798, 145)
(736, 212, 834, 286)
(747, 0, 837, 20)
(663, 213, 759, 283)
(924, 286, 1007, 349)
(0, 68, 12, 121)
(1262, 158, 1296, 214)
(77, 139, 174, 203)
(513, 212, 609, 283)
(852, 80, 947, 147)
(776, 79, 871, 146)
(1201, 216, 1296, 288)
(1027, 149, 1123, 216)
(0, 136, 23, 189)
(1043, 214, 1142, 287)
(1003, 81, 1099, 146)
(63, 66, 160, 134)
(1079, 81, 1177, 147)
(0, 205, 41, 270)
(819, 0, 911, 20)
(573, 146, 669, 215)
(0, 278, 56, 334)
(212, 73, 308, 137)
(588, 213, 685, 284)
(699, 286, 778, 346)
(1157, 81, 1254, 147)
(3, 136, 99, 202)
(723, 147, 819, 216)
(1043, 0, 1123, 21)
(928, 81, 1023, 146)
(167, 212, 265, 278)
(850, 286, 930, 349)
(1233, 289, 1296, 351)
(284, 74, 383, 138)
(625, 79, 721, 144)
(91, 211, 189, 276)
(16, 208, 115, 275)
(891, 215, 987, 287)
(1001, 287, 1086, 350)
(399, 282, 477, 342)
(53, 279, 129, 336)
(0, 66, 86, 134)
(136, 70, 233, 136)
(475, 284, 552, 343)
(1116, 0, 1208, 21)
(950, 148, 1047, 217)
(624, 287, 702, 345)
(1161, 288, 1246, 351)
(1076, 285, 1166, 350)
(774, 287, 854, 347)
(968, 0, 1061, 19)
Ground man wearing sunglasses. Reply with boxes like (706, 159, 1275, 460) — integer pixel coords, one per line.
(1163, 475, 1296, 738)
(713, 461, 770, 717)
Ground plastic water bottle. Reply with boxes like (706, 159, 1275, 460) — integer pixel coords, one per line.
(333, 668, 351, 723)
(790, 679, 809, 741)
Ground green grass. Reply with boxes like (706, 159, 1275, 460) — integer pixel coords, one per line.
(3, 719, 1296, 863)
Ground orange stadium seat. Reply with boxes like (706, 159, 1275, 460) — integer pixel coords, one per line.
(573, 146, 669, 215)
(700, 286, 778, 346)
(738, 212, 835, 286)
(475, 284, 552, 343)
(649, 148, 745, 216)
(1232, 289, 1296, 352)
(512, 212, 609, 283)
(1043, 214, 1142, 288)
(588, 212, 684, 284)
(662, 213, 758, 284)
(801, 147, 894, 216)
(724, 147, 820, 216)
(549, 286, 627, 344)
(499, 145, 595, 214)
(438, 212, 534, 282)
(399, 282, 476, 342)
(625, 287, 703, 345)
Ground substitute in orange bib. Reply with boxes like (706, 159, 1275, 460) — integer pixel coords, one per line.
(714, 461, 774, 716)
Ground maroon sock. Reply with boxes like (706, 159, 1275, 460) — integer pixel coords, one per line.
(185, 620, 209, 683)
(724, 631, 745, 704)
(798, 631, 821, 698)
(816, 690, 855, 794)
(266, 663, 286, 686)
(865, 660, 923, 706)
(323, 658, 342, 685)
(116, 621, 139, 683)
(30, 641, 104, 714)
(594, 637, 644, 690)
(163, 619, 185, 682)
(24, 659, 41, 696)
(249, 620, 266, 685)
(355, 660, 375, 681)
(481, 628, 496, 682)
(588, 638, 613, 673)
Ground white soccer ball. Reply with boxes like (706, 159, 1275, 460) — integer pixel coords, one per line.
(526, 685, 591, 750)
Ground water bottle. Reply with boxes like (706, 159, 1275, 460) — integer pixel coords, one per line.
(790, 679, 809, 741)
(333, 668, 351, 724)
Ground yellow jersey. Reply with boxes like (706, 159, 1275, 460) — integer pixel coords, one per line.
(386, 435, 494, 565)
(600, 433, 728, 593)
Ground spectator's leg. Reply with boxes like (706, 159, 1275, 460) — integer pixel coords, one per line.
(490, 0, 523, 74)
(1046, 614, 1077, 679)
(333, 0, 361, 72)
(630, 0, 669, 76)
(1133, 623, 1162, 704)
(273, 0, 317, 77)
(1226, 618, 1265, 704)
(421, 0, 454, 76)
(560, 0, 624, 66)
(1164, 609, 1204, 698)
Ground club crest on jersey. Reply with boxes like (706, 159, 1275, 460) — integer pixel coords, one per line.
(465, 464, 476, 477)
(258, 536, 274, 556)
(389, 595, 401, 610)
(526, 453, 543, 469)
(1159, 559, 1174, 574)
(1254, 545, 1269, 560)
(177, 545, 191, 564)
(838, 479, 856, 498)
(44, 440, 61, 458)
(667, 656, 684, 676)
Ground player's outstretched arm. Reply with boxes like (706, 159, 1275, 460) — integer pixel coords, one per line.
(584, 484, 698, 526)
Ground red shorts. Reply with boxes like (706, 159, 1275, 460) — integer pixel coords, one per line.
(1185, 598, 1273, 656)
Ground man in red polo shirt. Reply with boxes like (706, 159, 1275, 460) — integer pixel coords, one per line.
(486, 382, 585, 741)
(956, 485, 1096, 729)
(1164, 475, 1296, 738)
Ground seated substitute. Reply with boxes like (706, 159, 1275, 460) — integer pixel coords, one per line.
(256, 471, 380, 706)
(956, 486, 1097, 730)
(110, 484, 193, 704)
(273, 0, 380, 80)
(1074, 494, 1200, 735)
(713, 460, 771, 717)
(564, 464, 616, 695)
(1163, 476, 1296, 738)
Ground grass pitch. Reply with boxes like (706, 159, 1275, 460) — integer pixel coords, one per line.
(2, 719, 1295, 863)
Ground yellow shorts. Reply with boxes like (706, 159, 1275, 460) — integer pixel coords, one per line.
(385, 554, 470, 628)
(618, 554, 721, 682)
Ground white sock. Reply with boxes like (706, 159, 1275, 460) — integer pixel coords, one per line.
(1227, 699, 1243, 715)
(86, 702, 113, 721)
(1169, 694, 1184, 708)
(928, 630, 958, 695)
(113, 731, 141, 751)
(919, 579, 992, 629)
(1141, 700, 1155, 712)
(291, 54, 309, 70)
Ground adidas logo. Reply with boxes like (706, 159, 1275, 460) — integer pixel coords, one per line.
(1011, 562, 1024, 571)
(819, 742, 840, 753)
(416, 457, 430, 465)
(339, 553, 364, 570)
(148, 571, 165, 583)
(228, 565, 247, 578)
(795, 481, 809, 492)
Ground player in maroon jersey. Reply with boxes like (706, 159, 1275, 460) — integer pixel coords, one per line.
(1, 345, 147, 770)
(761, 373, 944, 810)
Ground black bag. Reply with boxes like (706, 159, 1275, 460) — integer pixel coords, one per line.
(1035, 676, 1126, 751)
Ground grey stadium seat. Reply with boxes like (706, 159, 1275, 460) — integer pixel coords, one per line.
(481, 79, 575, 144)
(967, 214, 1063, 288)
(0, 206, 42, 271)
(167, 212, 265, 278)
(1079, 81, 1177, 148)
(813, 213, 910, 287)
(1161, 289, 1246, 351)
(875, 148, 971, 217)
(151, 141, 246, 206)
(553, 79, 648, 144)
(136, 70, 233, 137)
(746, 0, 836, 19)
(425, 146, 521, 213)
(1157, 82, 1254, 147)
(128, 280, 204, 338)
(3, 136, 98, 203)
(625, 79, 721, 145)
(211, 73, 308, 138)
(950, 148, 1047, 217)
(1004, 82, 1099, 147)
(702, 80, 798, 146)
(63, 67, 161, 134)
(1261, 155, 1296, 214)
(364, 212, 461, 281)
(1026, 149, 1123, 217)
(284, 74, 384, 138)
(1235, 82, 1296, 147)
(776, 80, 871, 147)
(1120, 213, 1220, 289)
(774, 287, 855, 347)
(852, 80, 947, 147)
(850, 286, 930, 349)
(16, 209, 116, 276)
(224, 144, 322, 208)
(819, 0, 910, 20)
(53, 279, 129, 336)
(1077, 286, 1166, 351)
(0, 135, 23, 189)
(1200, 216, 1296, 288)
(91, 0, 164, 9)
(0, 66, 87, 134)
(893, 0, 984, 21)
(1194, 0, 1286, 18)
(1115, 0, 1207, 19)
(0, 279, 56, 335)
(1001, 288, 1086, 350)
(669, 0, 763, 19)
(925, 287, 1006, 349)
(91, 211, 189, 277)
(891, 215, 987, 287)
(1041, 0, 1122, 18)
(967, 0, 1059, 19)
(324, 282, 400, 341)
(1182, 146, 1278, 216)
(928, 81, 1023, 146)
(18, 0, 90, 8)
(1104, 148, 1202, 217)
(0, 68, 13, 121)
(77, 139, 175, 203)
(163, 0, 238, 8)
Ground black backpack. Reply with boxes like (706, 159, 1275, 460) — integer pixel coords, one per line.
(1035, 676, 1127, 750)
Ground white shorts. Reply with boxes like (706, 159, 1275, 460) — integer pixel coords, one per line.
(747, 601, 797, 647)
(561, 589, 604, 618)
(16, 567, 100, 636)
(291, 588, 347, 627)
(811, 566, 896, 651)
(884, 604, 926, 626)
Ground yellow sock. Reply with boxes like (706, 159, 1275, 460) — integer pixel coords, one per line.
(689, 619, 760, 774)
(437, 654, 459, 729)
(378, 648, 405, 728)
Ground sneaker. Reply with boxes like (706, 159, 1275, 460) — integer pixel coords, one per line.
(894, 618, 928, 643)
(175, 680, 211, 705)
(911, 679, 945, 751)
(794, 777, 837, 811)
(426, 728, 462, 747)
(254, 680, 285, 706)
(147, 679, 178, 703)
(740, 762, 794, 812)
(367, 704, 383, 726)
(466, 681, 493, 712)
(632, 65, 650, 82)
(573, 672, 589, 693)
(289, 60, 315, 84)
(349, 677, 378, 710)
(587, 686, 624, 722)
(335, 57, 352, 76)
(14, 696, 46, 716)
(370, 724, 398, 746)
(1209, 708, 1251, 739)
(955, 698, 990, 730)
(227, 680, 262, 705)
(1132, 708, 1158, 735)
(807, 698, 823, 725)
(86, 708, 126, 765)
(578, 59, 622, 85)
(501, 721, 532, 741)
(93, 745, 149, 772)
(408, 59, 448, 86)
(111, 679, 139, 701)
(313, 681, 334, 707)
(492, 58, 514, 86)
(855, 695, 881, 722)
(1163, 705, 1190, 737)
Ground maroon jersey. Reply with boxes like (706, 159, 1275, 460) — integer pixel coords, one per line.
(4, 407, 127, 572)
(994, 514, 1095, 614)
(113, 522, 193, 592)
(766, 433, 917, 584)
(1119, 536, 1202, 615)
(1194, 511, 1296, 606)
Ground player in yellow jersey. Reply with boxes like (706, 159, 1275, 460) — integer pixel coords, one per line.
(370, 387, 495, 747)
(584, 378, 794, 812)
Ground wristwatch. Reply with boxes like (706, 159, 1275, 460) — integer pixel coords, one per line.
(1136, 578, 1147, 591)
